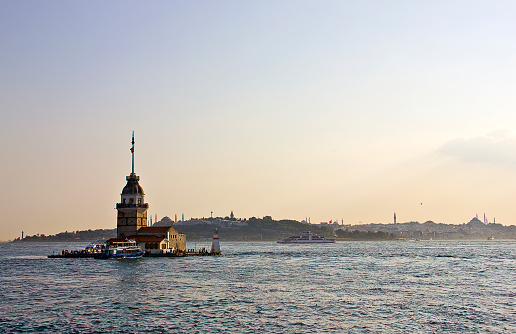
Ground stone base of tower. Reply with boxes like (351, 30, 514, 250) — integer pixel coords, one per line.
(116, 206, 148, 238)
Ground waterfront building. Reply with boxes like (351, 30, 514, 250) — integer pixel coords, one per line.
(132, 226, 186, 254)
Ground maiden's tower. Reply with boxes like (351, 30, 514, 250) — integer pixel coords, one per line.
(112, 133, 187, 254)
(116, 132, 149, 238)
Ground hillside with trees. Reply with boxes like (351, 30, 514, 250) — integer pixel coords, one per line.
(175, 216, 336, 241)
(13, 217, 401, 242)
(11, 229, 116, 242)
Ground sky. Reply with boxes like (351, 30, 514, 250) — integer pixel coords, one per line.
(2, 1, 516, 240)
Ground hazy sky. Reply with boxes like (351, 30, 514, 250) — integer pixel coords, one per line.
(2, 1, 516, 240)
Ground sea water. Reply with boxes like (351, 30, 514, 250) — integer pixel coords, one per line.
(0, 241, 515, 333)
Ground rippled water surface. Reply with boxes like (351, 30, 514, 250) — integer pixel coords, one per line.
(1, 241, 515, 333)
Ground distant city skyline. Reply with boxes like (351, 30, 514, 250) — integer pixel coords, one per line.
(2, 1, 516, 240)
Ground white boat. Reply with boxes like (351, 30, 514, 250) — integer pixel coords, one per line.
(94, 239, 144, 259)
(277, 231, 335, 244)
(85, 239, 107, 254)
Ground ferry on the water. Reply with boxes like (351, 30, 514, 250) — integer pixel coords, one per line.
(277, 231, 335, 244)
(94, 239, 144, 259)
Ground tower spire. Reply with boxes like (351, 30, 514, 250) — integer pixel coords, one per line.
(131, 131, 135, 174)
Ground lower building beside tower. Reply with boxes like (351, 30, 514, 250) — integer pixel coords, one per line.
(106, 226, 187, 255)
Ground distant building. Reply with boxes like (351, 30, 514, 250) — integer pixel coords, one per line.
(154, 216, 174, 226)
(174, 217, 248, 228)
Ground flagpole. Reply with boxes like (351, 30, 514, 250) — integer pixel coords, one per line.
(131, 131, 135, 174)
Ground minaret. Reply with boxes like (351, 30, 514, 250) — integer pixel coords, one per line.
(116, 132, 149, 238)
(394, 212, 397, 225)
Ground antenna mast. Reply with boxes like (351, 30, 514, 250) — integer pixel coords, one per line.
(131, 131, 135, 174)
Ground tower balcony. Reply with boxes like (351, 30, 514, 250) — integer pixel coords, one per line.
(116, 203, 149, 209)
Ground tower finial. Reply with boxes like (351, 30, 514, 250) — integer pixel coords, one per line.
(131, 131, 135, 174)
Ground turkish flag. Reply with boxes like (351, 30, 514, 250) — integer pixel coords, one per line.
(130, 146, 134, 153)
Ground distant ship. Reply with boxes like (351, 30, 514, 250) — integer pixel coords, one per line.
(277, 231, 335, 244)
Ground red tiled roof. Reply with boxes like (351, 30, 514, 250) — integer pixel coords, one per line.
(129, 235, 166, 242)
(106, 237, 132, 243)
(137, 226, 176, 234)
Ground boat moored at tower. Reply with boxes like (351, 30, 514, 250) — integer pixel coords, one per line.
(94, 239, 144, 259)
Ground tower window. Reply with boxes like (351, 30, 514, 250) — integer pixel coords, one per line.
(138, 198, 142, 205)
(122, 199, 126, 204)
(129, 198, 134, 204)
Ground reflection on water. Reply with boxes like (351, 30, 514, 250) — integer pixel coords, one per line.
(0, 241, 515, 333)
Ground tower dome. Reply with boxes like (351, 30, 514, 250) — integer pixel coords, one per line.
(122, 174, 145, 195)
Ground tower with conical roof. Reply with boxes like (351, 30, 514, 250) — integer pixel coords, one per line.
(116, 132, 149, 238)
